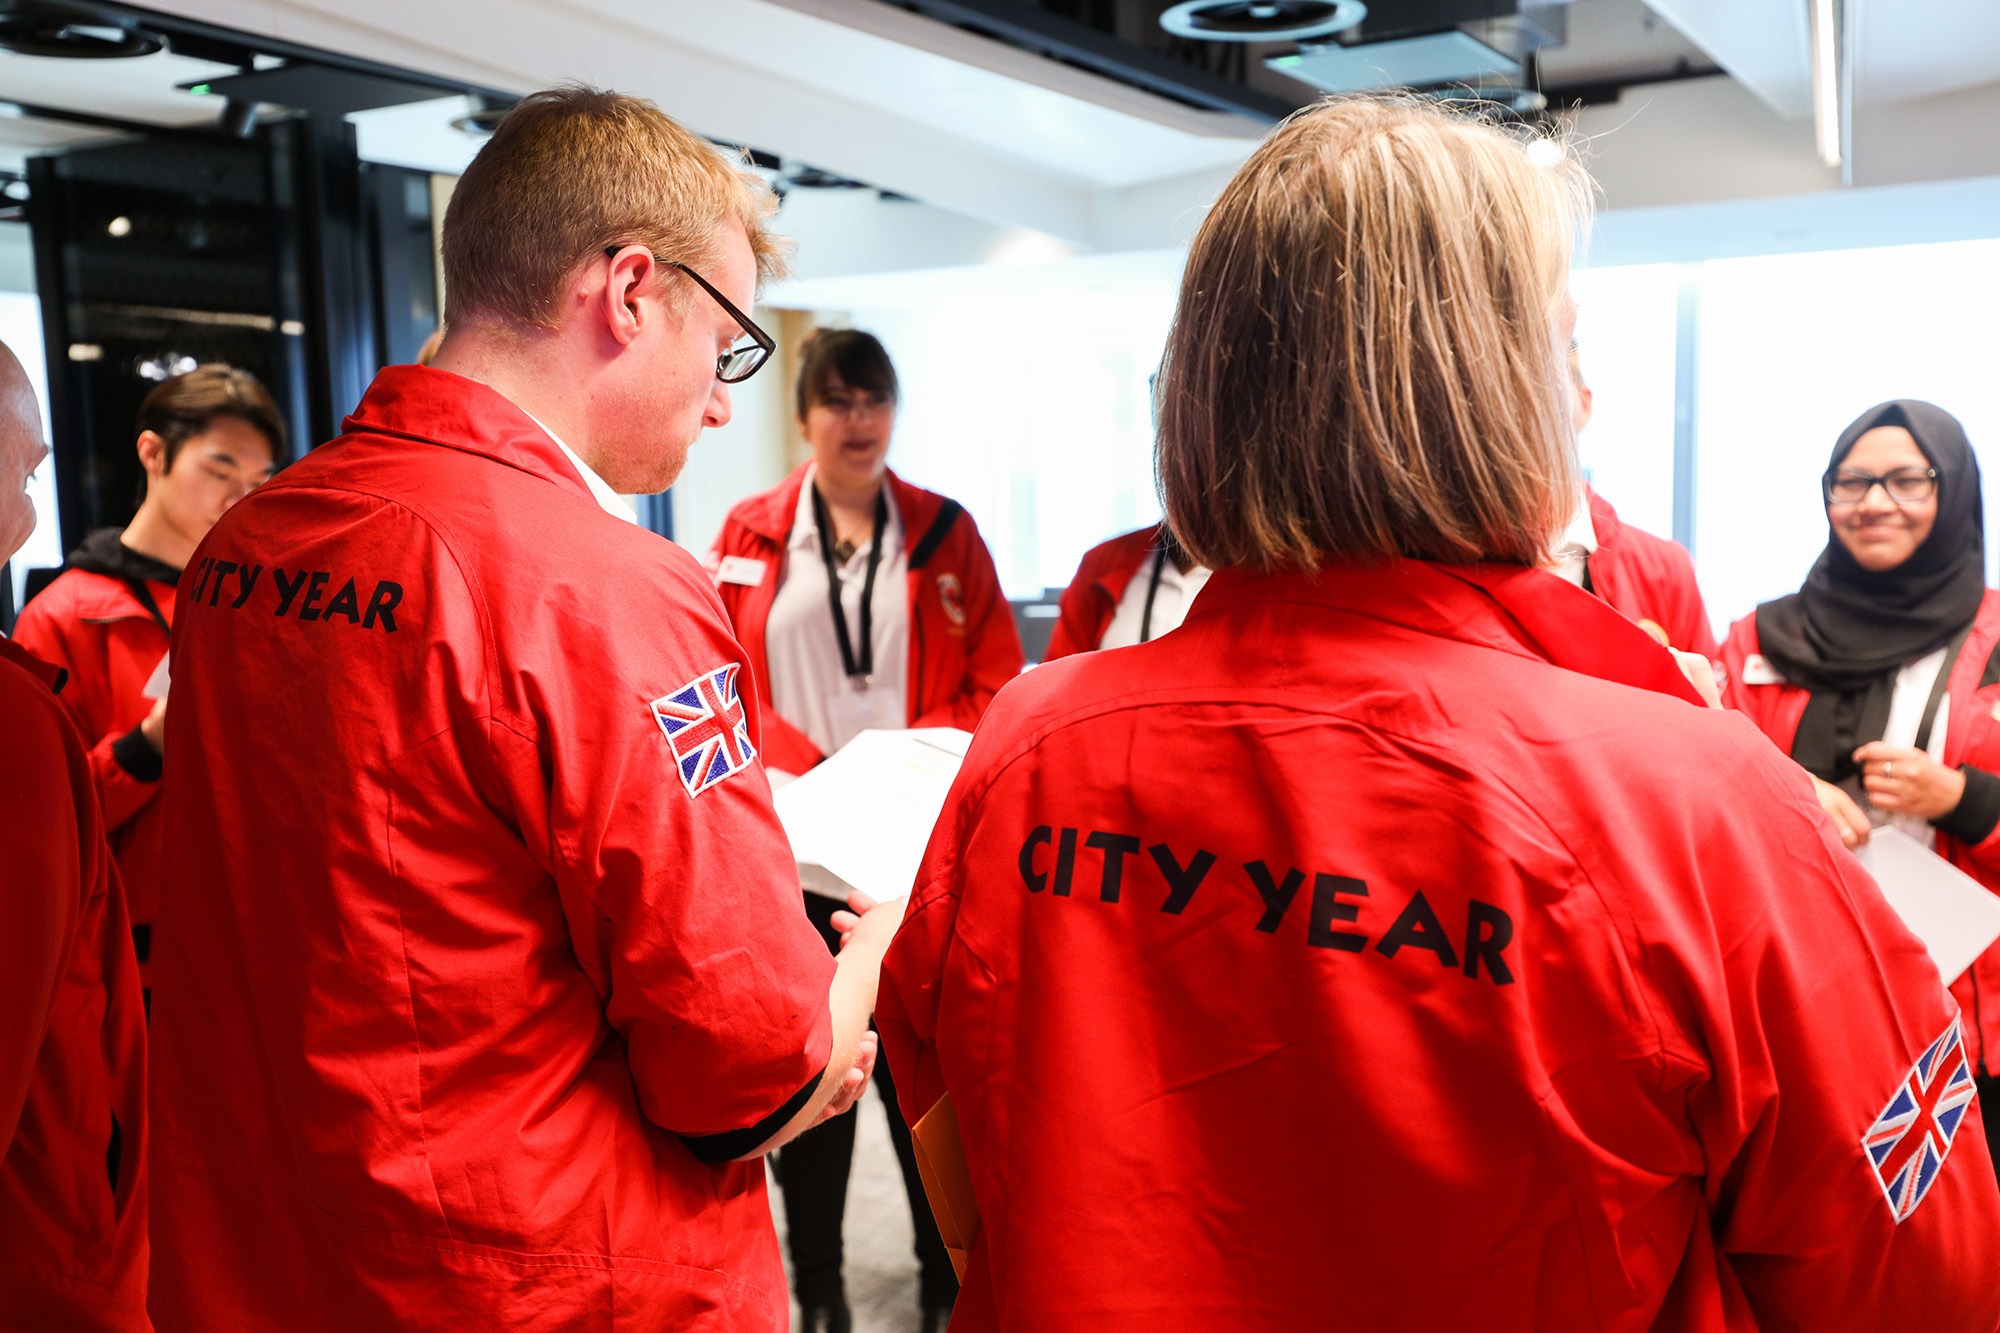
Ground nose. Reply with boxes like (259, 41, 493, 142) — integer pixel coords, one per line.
(1854, 482, 1899, 518)
(704, 379, 733, 431)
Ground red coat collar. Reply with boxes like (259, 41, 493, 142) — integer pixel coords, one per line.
(341, 365, 592, 502)
(0, 635, 66, 694)
(1190, 560, 1706, 706)
(731, 463, 945, 549)
(1585, 485, 1625, 549)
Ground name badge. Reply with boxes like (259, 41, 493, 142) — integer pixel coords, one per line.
(1740, 653, 1783, 686)
(716, 555, 768, 587)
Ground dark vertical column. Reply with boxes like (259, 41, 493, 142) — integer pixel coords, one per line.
(364, 164, 438, 370)
(1672, 264, 1701, 554)
(291, 114, 379, 449)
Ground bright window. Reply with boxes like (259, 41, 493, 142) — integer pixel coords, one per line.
(1694, 239, 2000, 636)
(846, 289, 1176, 599)
(1569, 263, 1681, 544)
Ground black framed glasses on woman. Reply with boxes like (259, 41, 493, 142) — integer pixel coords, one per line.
(1823, 466, 1939, 507)
(603, 246, 774, 383)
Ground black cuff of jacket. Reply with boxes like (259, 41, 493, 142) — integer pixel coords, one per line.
(111, 726, 163, 782)
(1934, 764, 2000, 846)
(676, 1065, 826, 1164)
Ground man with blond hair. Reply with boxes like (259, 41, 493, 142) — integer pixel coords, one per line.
(149, 86, 900, 1331)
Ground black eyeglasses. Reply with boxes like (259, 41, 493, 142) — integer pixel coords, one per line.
(1823, 467, 1938, 506)
(604, 246, 774, 383)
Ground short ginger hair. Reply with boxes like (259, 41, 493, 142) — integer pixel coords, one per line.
(1157, 97, 1590, 571)
(441, 85, 787, 331)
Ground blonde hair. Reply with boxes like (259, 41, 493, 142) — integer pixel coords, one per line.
(441, 86, 788, 331)
(1158, 97, 1591, 570)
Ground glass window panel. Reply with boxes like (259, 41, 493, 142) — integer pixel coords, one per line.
(1693, 239, 2000, 638)
(1570, 263, 1682, 545)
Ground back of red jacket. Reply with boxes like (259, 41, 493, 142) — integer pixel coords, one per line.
(0, 638, 149, 1333)
(881, 561, 2000, 1332)
(149, 367, 835, 1332)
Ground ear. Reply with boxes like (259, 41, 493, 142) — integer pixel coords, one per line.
(600, 246, 661, 348)
(136, 429, 169, 475)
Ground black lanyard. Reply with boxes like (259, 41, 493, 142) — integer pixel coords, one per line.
(1138, 544, 1168, 644)
(811, 485, 887, 681)
(125, 579, 170, 636)
(1914, 623, 1975, 755)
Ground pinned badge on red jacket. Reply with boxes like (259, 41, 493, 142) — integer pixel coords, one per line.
(1862, 1017, 1978, 1222)
(650, 663, 758, 798)
(937, 572, 967, 627)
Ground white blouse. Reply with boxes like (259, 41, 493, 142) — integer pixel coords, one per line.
(763, 467, 910, 769)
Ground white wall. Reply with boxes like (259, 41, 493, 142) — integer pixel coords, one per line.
(1567, 75, 1840, 213)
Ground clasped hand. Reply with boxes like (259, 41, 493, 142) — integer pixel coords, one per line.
(1812, 743, 1966, 849)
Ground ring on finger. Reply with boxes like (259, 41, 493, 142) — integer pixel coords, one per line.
(1884, 761, 1894, 778)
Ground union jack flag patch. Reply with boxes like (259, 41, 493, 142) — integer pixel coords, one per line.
(1862, 1017, 1979, 1223)
(649, 663, 757, 799)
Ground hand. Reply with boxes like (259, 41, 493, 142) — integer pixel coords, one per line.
(1669, 649, 1722, 708)
(1854, 742, 1966, 823)
(139, 698, 167, 755)
(1811, 776, 1872, 849)
(812, 1031, 877, 1126)
(830, 889, 906, 955)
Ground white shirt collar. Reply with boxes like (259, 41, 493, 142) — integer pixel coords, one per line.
(789, 464, 901, 558)
(1547, 491, 1598, 587)
(524, 412, 638, 524)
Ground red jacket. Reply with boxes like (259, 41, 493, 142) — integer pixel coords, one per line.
(1042, 526, 1156, 662)
(148, 365, 837, 1332)
(0, 637, 149, 1332)
(1722, 592, 2000, 1072)
(12, 558, 174, 939)
(707, 464, 1023, 774)
(1586, 488, 1719, 658)
(880, 561, 2000, 1332)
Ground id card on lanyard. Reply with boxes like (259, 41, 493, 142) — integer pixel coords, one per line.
(815, 485, 901, 748)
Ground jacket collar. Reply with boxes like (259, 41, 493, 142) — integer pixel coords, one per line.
(341, 365, 593, 504)
(0, 635, 67, 694)
(1189, 559, 1705, 706)
(738, 462, 942, 550)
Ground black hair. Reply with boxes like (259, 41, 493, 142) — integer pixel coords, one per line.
(795, 329, 898, 419)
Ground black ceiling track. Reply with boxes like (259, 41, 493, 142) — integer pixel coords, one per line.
(891, 0, 1293, 120)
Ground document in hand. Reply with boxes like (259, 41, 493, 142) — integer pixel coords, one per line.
(1852, 825, 2000, 984)
(911, 1093, 977, 1281)
(772, 727, 972, 901)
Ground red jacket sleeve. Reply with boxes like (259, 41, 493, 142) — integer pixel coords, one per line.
(1041, 566, 1100, 663)
(8, 606, 161, 835)
(877, 766, 976, 1128)
(1663, 745, 2000, 1325)
(491, 552, 836, 1148)
(0, 671, 92, 1151)
(1659, 542, 1720, 661)
(911, 516, 1024, 734)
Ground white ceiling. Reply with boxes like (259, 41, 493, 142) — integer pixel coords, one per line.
(2, 0, 1998, 249)
(1642, 0, 2000, 117)
(147, 0, 1269, 250)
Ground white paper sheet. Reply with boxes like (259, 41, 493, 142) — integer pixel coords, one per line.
(1852, 825, 2000, 984)
(141, 652, 170, 701)
(773, 727, 971, 902)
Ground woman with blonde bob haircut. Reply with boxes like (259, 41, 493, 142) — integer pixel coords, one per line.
(874, 97, 2000, 1332)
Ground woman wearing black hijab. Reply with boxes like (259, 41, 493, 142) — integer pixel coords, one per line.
(1721, 398, 2000, 1179)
